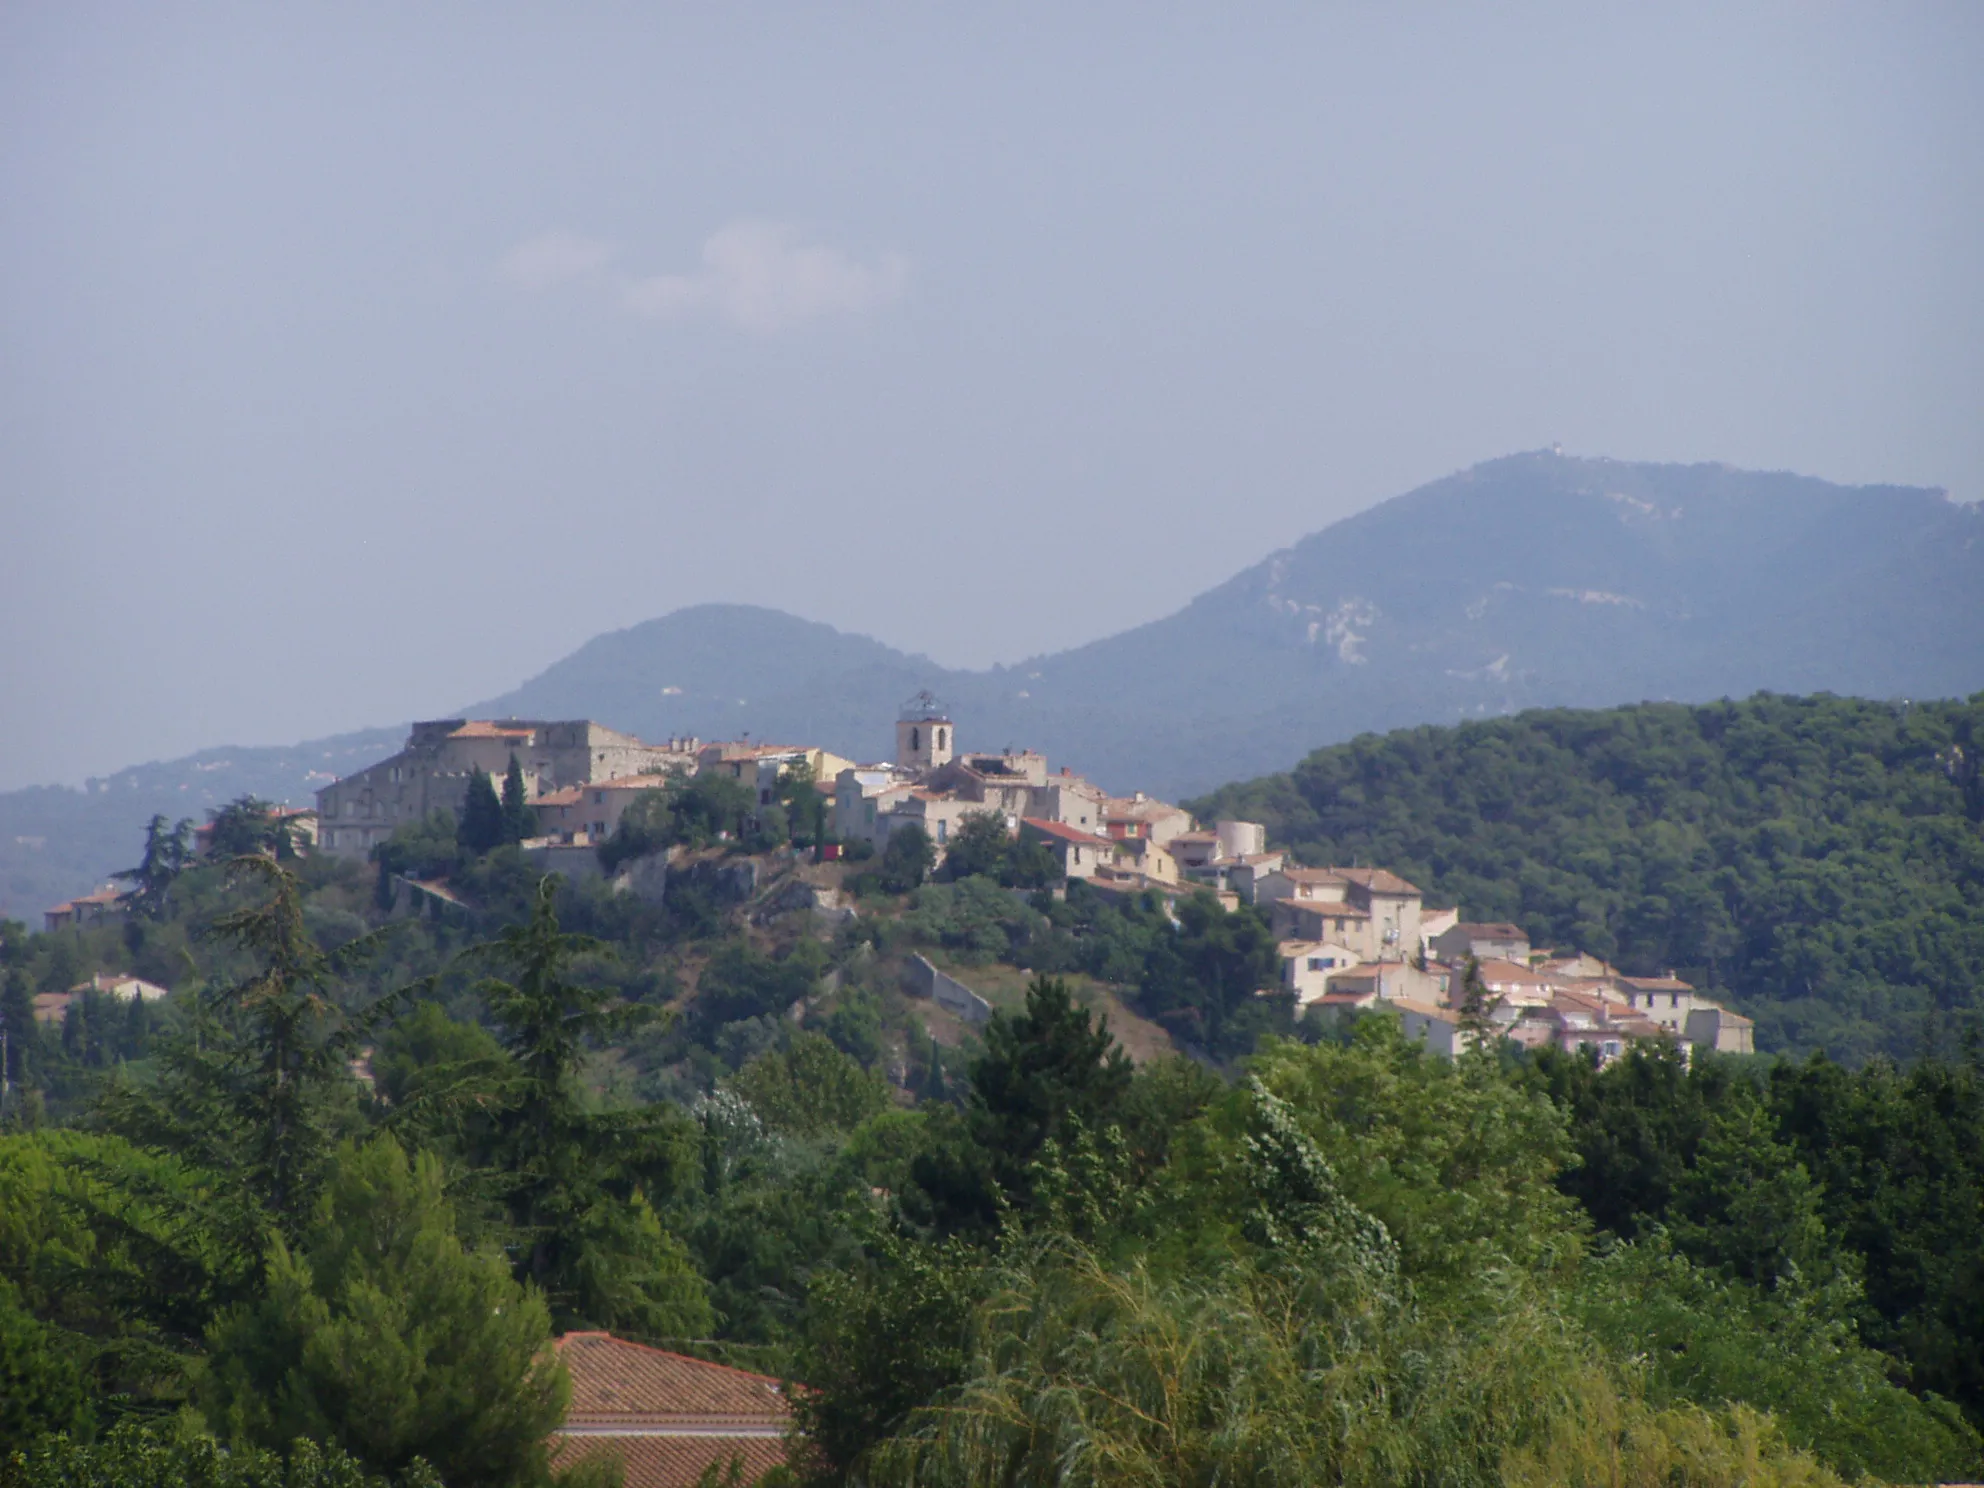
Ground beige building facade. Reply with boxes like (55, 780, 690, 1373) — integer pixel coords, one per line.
(316, 719, 694, 859)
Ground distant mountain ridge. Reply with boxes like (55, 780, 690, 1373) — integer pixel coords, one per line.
(6, 452, 1981, 919)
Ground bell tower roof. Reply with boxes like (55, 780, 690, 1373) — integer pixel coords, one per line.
(898, 689, 952, 723)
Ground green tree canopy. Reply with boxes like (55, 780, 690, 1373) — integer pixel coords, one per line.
(500, 755, 535, 845)
(879, 826, 935, 894)
(201, 1135, 563, 1487)
(726, 1032, 892, 1138)
(456, 769, 507, 858)
(443, 880, 710, 1337)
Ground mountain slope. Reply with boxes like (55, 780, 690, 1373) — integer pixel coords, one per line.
(6, 452, 1981, 919)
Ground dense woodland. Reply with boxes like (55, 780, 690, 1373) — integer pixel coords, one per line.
(3, 708, 1982, 1486)
(1192, 692, 1984, 1063)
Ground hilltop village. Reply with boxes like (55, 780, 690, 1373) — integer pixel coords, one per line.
(253, 692, 1747, 1065)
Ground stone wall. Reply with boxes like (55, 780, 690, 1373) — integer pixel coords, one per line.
(905, 954, 992, 1025)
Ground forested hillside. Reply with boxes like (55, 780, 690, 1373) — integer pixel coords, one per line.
(4, 777, 1982, 1484)
(1190, 692, 1984, 1063)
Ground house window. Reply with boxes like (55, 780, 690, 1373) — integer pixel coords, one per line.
(937, 820, 948, 843)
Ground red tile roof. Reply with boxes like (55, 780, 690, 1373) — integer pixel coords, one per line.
(554, 1332, 791, 1432)
(1287, 899, 1369, 919)
(550, 1436, 789, 1488)
(1331, 866, 1422, 896)
(1448, 921, 1527, 939)
(1020, 817, 1113, 847)
(1474, 957, 1558, 985)
(547, 1333, 795, 1488)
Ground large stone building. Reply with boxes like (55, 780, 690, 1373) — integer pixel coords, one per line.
(315, 719, 696, 859)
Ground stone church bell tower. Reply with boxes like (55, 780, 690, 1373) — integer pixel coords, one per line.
(896, 690, 954, 773)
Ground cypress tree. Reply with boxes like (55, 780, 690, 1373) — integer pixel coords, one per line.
(501, 754, 535, 844)
(458, 767, 506, 857)
(2, 965, 37, 1092)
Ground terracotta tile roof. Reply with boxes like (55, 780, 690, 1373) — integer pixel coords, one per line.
(550, 1435, 789, 1488)
(1104, 796, 1187, 820)
(1621, 975, 1695, 992)
(554, 1333, 792, 1431)
(1610, 1016, 1672, 1038)
(1474, 957, 1558, 984)
(1331, 866, 1421, 896)
(534, 787, 585, 807)
(1275, 867, 1346, 885)
(1020, 817, 1113, 847)
(1448, 921, 1527, 939)
(1549, 988, 1613, 1016)
(1287, 899, 1369, 919)
(1390, 997, 1460, 1023)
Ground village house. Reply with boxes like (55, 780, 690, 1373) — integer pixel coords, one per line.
(1418, 905, 1460, 955)
(1614, 973, 1718, 1032)
(1393, 998, 1470, 1059)
(1102, 792, 1195, 848)
(32, 971, 171, 1025)
(1105, 833, 1182, 885)
(1172, 820, 1272, 893)
(1683, 1005, 1756, 1055)
(316, 719, 696, 859)
(42, 885, 134, 934)
(697, 743, 859, 807)
(1258, 865, 1422, 964)
(549, 1332, 792, 1488)
(530, 773, 681, 844)
(1430, 921, 1532, 964)
(1277, 939, 1370, 1003)
(1020, 817, 1115, 881)
(1467, 956, 1569, 1008)
(1226, 852, 1290, 905)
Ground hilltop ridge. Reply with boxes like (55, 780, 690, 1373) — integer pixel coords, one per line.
(5, 451, 1981, 918)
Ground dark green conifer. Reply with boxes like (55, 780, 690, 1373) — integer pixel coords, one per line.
(500, 754, 534, 844)
(457, 766, 506, 857)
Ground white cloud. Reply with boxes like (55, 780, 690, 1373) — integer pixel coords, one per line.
(497, 231, 618, 290)
(620, 220, 908, 333)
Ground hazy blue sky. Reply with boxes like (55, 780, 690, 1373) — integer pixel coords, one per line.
(3, 4, 1979, 790)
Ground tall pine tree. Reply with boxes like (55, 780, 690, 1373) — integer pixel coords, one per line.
(2, 965, 37, 1096)
(457, 767, 506, 857)
(500, 754, 534, 845)
(407, 880, 710, 1336)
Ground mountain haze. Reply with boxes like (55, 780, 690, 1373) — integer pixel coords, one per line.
(6, 452, 1980, 918)
(473, 452, 1982, 791)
